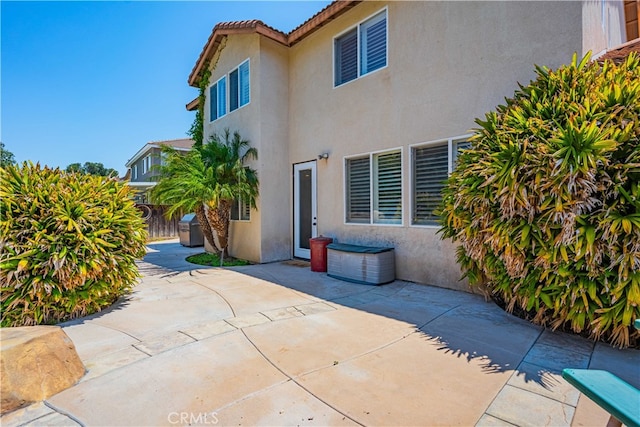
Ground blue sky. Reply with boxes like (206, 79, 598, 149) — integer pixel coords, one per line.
(1, 1, 331, 175)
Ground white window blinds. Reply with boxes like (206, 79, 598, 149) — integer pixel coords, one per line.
(373, 151, 401, 224)
(413, 144, 448, 226)
(239, 60, 250, 106)
(346, 157, 371, 223)
(361, 12, 387, 75)
(335, 29, 358, 86)
(334, 9, 387, 87)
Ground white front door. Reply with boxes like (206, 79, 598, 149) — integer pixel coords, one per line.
(293, 161, 317, 259)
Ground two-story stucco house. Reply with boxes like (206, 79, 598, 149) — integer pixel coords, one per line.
(186, 0, 638, 291)
(125, 138, 195, 203)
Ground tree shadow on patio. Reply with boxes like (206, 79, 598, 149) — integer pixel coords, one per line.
(227, 261, 606, 390)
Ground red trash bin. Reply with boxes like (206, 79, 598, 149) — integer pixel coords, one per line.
(309, 236, 334, 272)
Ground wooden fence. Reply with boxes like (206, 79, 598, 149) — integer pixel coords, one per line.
(136, 204, 181, 240)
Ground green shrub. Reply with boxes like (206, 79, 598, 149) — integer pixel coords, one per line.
(439, 53, 640, 348)
(0, 163, 148, 326)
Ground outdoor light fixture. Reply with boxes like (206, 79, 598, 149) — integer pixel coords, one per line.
(318, 152, 329, 160)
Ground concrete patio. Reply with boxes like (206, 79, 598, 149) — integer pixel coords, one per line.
(3, 239, 639, 426)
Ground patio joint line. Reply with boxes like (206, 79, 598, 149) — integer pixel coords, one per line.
(239, 329, 365, 427)
(416, 304, 461, 330)
(8, 408, 55, 427)
(188, 280, 237, 317)
(477, 324, 547, 425)
(42, 401, 85, 427)
(207, 379, 291, 414)
(81, 322, 143, 343)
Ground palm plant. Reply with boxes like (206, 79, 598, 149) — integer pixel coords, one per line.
(151, 130, 259, 264)
(150, 147, 218, 250)
(200, 130, 259, 262)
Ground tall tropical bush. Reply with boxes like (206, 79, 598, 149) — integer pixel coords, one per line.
(0, 163, 147, 326)
(439, 53, 640, 348)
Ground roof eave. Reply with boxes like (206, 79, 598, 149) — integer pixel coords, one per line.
(288, 0, 362, 46)
(188, 22, 288, 87)
(186, 97, 199, 111)
(188, 2, 365, 87)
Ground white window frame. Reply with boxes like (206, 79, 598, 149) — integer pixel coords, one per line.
(410, 134, 472, 228)
(209, 75, 227, 122)
(230, 197, 251, 222)
(142, 155, 150, 174)
(343, 147, 403, 226)
(209, 59, 250, 122)
(132, 165, 137, 180)
(333, 7, 388, 88)
(229, 59, 251, 113)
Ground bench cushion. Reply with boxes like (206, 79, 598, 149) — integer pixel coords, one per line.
(562, 369, 640, 427)
(326, 243, 393, 254)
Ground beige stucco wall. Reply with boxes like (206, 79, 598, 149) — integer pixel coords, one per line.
(582, 0, 627, 56)
(203, 34, 263, 263)
(199, 0, 629, 291)
(203, 33, 291, 263)
(287, 1, 585, 291)
(256, 37, 291, 262)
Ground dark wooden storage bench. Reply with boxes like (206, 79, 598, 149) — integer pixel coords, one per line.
(326, 243, 395, 285)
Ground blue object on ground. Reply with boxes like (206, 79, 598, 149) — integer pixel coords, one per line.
(562, 368, 640, 427)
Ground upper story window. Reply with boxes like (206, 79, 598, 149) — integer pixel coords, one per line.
(334, 9, 387, 87)
(229, 60, 250, 112)
(142, 155, 152, 174)
(411, 137, 470, 226)
(345, 148, 402, 225)
(210, 59, 250, 122)
(210, 76, 227, 121)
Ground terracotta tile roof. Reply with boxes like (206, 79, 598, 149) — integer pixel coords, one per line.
(188, 20, 288, 87)
(188, 0, 362, 87)
(288, 0, 362, 46)
(595, 38, 640, 63)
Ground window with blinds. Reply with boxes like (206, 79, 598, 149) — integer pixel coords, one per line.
(229, 69, 239, 112)
(210, 60, 249, 121)
(361, 12, 387, 75)
(373, 151, 401, 224)
(231, 198, 251, 221)
(335, 29, 358, 86)
(239, 60, 250, 106)
(230, 60, 250, 112)
(412, 137, 470, 226)
(412, 144, 448, 226)
(334, 9, 387, 87)
(209, 83, 217, 121)
(346, 157, 371, 223)
(346, 149, 402, 225)
(216, 76, 226, 119)
(453, 139, 470, 165)
(210, 77, 227, 121)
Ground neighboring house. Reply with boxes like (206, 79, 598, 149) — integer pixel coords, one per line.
(125, 138, 194, 203)
(186, 0, 638, 291)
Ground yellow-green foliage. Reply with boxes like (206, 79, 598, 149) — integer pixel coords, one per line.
(440, 53, 640, 348)
(0, 163, 147, 326)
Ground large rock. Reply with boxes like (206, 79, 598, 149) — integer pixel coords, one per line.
(0, 326, 85, 414)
